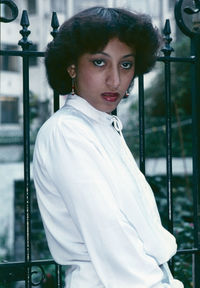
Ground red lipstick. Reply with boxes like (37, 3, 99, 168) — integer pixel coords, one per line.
(101, 92, 120, 102)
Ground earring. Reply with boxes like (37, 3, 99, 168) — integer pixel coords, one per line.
(124, 90, 130, 98)
(71, 77, 75, 95)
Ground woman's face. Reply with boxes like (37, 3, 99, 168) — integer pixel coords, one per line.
(71, 38, 135, 113)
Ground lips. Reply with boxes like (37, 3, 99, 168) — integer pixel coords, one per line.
(101, 92, 120, 102)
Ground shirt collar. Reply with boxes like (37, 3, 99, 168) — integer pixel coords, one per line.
(64, 94, 114, 125)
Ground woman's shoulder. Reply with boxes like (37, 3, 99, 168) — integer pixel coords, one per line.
(36, 105, 96, 144)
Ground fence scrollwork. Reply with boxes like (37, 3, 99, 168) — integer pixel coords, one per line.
(0, 0, 18, 23)
(175, 0, 200, 37)
(31, 265, 46, 286)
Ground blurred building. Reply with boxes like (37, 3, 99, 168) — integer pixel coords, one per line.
(0, 0, 175, 141)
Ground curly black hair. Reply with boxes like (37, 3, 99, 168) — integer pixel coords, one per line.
(45, 7, 162, 95)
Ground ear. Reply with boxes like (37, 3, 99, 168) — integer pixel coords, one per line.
(67, 64, 76, 78)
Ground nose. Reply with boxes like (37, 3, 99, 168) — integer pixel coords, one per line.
(106, 66, 120, 90)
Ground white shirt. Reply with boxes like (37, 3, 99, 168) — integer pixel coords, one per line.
(33, 94, 183, 288)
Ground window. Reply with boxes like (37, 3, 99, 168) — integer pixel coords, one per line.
(27, 0, 37, 14)
(0, 97, 19, 124)
(0, 45, 19, 72)
(51, 0, 66, 13)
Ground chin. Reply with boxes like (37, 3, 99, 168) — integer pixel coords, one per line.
(104, 106, 117, 113)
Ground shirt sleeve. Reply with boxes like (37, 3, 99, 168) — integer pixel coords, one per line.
(34, 118, 173, 288)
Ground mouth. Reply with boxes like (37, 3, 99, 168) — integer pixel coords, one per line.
(101, 92, 120, 102)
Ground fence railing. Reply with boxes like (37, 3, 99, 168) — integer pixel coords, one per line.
(0, 0, 200, 287)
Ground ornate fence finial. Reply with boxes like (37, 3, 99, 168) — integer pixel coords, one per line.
(18, 10, 32, 50)
(51, 12, 59, 39)
(0, 0, 18, 23)
(161, 19, 174, 57)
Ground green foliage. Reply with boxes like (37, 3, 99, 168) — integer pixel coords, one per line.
(148, 175, 193, 287)
(145, 38, 191, 117)
(125, 38, 192, 159)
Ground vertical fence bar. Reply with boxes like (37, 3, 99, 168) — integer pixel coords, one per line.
(164, 58, 173, 234)
(161, 19, 174, 274)
(18, 10, 32, 288)
(55, 264, 62, 288)
(191, 34, 200, 288)
(53, 91, 60, 112)
(50, 12, 60, 113)
(138, 75, 145, 174)
(50, 11, 63, 286)
(23, 52, 32, 288)
(162, 20, 174, 235)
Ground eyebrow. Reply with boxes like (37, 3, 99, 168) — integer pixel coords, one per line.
(92, 52, 135, 58)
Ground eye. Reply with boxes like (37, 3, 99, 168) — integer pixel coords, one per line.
(121, 62, 133, 69)
(93, 59, 105, 67)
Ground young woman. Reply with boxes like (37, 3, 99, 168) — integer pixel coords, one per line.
(33, 7, 184, 288)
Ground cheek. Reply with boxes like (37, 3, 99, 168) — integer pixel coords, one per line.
(125, 71, 134, 86)
(77, 69, 99, 89)
(76, 71, 89, 90)
(122, 75, 133, 89)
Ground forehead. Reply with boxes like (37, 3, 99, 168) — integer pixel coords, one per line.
(102, 38, 135, 55)
(79, 38, 135, 62)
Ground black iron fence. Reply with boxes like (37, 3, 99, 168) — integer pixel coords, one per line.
(0, 0, 200, 287)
